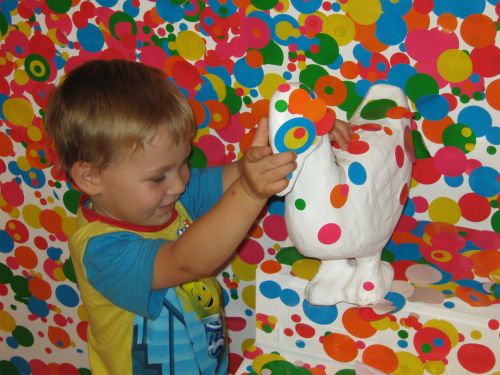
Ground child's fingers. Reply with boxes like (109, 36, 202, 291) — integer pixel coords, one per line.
(330, 120, 352, 150)
(251, 117, 270, 148)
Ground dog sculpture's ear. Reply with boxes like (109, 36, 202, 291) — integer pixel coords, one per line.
(269, 82, 325, 196)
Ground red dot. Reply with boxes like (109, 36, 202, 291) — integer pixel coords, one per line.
(488, 319, 499, 330)
(293, 127, 306, 139)
(363, 282, 375, 291)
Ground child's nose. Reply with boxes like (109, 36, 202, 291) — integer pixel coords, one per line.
(167, 174, 186, 195)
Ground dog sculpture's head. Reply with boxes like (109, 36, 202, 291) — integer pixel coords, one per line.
(269, 82, 334, 196)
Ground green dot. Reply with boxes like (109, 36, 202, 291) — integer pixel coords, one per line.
(398, 330, 409, 339)
(490, 200, 498, 208)
(243, 96, 252, 105)
(275, 100, 288, 113)
(413, 112, 422, 120)
(295, 198, 306, 210)
(421, 343, 432, 353)
(13, 325, 35, 347)
(143, 26, 151, 33)
(0, 360, 18, 375)
(492, 210, 500, 233)
(460, 94, 470, 103)
(166, 24, 174, 32)
(220, 6, 228, 15)
(54, 181, 62, 188)
(473, 92, 484, 101)
(46, 0, 72, 13)
(487, 146, 496, 155)
(451, 87, 461, 96)
(324, 86, 334, 95)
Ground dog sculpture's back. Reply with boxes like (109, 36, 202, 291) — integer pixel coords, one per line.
(269, 83, 414, 305)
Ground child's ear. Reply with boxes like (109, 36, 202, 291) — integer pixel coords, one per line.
(70, 161, 102, 195)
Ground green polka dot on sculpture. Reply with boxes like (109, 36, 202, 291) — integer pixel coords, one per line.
(25, 54, 50, 82)
(406, 73, 439, 103)
(360, 99, 397, 120)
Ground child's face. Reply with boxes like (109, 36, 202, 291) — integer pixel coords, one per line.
(92, 127, 192, 227)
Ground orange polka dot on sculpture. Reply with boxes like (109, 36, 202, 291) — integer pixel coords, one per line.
(322, 332, 358, 362)
(330, 184, 349, 208)
(460, 14, 496, 48)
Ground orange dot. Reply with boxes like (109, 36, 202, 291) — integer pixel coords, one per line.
(289, 88, 311, 115)
(330, 184, 349, 209)
(39, 210, 63, 234)
(403, 7, 430, 33)
(15, 246, 38, 269)
(249, 224, 264, 238)
(28, 277, 52, 300)
(387, 106, 412, 119)
(421, 116, 454, 144)
(461, 14, 496, 48)
(485, 79, 500, 111)
(260, 260, 282, 274)
(362, 344, 398, 373)
(250, 99, 270, 122)
(315, 75, 348, 106)
(303, 98, 327, 122)
(240, 112, 258, 129)
(437, 13, 457, 32)
(322, 332, 358, 362)
(206, 100, 230, 130)
(189, 99, 206, 128)
(342, 307, 377, 338)
(355, 23, 387, 53)
(48, 326, 71, 348)
(340, 61, 359, 79)
(246, 50, 264, 68)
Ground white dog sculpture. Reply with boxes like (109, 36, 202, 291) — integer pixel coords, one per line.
(269, 83, 414, 306)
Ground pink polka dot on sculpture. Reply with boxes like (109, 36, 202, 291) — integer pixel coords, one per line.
(363, 282, 374, 291)
(318, 223, 341, 245)
(395, 145, 405, 168)
(434, 146, 467, 177)
(458, 193, 491, 222)
(412, 196, 429, 213)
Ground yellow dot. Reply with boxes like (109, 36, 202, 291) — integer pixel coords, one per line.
(3, 97, 34, 127)
(273, 243, 280, 250)
(324, 14, 356, 46)
(47, 196, 55, 203)
(175, 30, 206, 61)
(17, 156, 31, 171)
(14, 69, 29, 85)
(8, 222, 16, 229)
(242, 285, 256, 309)
(14, 234, 21, 241)
(465, 143, 475, 152)
(428, 197, 461, 224)
(0, 311, 16, 332)
(470, 330, 482, 340)
(298, 61, 307, 70)
(27, 126, 42, 142)
(341, 0, 382, 25)
(461, 127, 472, 137)
(28, 171, 37, 179)
(437, 49, 473, 83)
(213, 113, 222, 122)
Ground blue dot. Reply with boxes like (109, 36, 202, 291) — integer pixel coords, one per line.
(433, 338, 444, 347)
(27, 297, 49, 318)
(444, 175, 464, 187)
(77, 24, 104, 53)
(6, 336, 19, 349)
(295, 340, 305, 348)
(444, 301, 455, 309)
(397, 339, 408, 348)
(348, 162, 367, 185)
(280, 288, 300, 307)
(55, 284, 80, 308)
(259, 280, 281, 299)
(0, 230, 14, 254)
(245, 309, 253, 317)
(416, 94, 450, 121)
(469, 166, 499, 197)
(303, 300, 338, 324)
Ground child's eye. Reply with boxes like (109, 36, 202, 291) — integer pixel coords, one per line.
(151, 175, 166, 184)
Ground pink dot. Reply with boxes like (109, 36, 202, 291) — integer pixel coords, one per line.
(317, 223, 341, 245)
(412, 196, 429, 213)
(395, 145, 405, 168)
(263, 214, 288, 241)
(237, 239, 264, 265)
(363, 282, 375, 291)
(434, 146, 467, 177)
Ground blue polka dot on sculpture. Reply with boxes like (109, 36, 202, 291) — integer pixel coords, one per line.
(259, 280, 281, 299)
(280, 288, 300, 306)
(348, 162, 367, 185)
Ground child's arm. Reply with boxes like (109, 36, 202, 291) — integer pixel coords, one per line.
(152, 119, 296, 289)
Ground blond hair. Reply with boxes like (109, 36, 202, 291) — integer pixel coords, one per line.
(44, 59, 195, 180)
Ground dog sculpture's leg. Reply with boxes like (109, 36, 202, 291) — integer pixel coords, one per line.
(305, 258, 356, 305)
(344, 254, 394, 305)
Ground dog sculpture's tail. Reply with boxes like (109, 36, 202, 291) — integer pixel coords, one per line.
(269, 82, 414, 305)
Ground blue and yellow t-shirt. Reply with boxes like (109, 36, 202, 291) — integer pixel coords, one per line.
(69, 167, 227, 374)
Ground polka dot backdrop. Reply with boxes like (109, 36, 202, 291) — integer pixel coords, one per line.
(0, 0, 498, 374)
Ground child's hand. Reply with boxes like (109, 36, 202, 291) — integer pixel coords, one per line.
(239, 118, 297, 200)
(330, 119, 352, 150)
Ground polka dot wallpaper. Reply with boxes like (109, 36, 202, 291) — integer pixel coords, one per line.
(1, 0, 499, 374)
